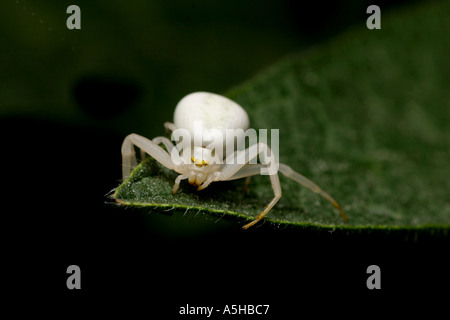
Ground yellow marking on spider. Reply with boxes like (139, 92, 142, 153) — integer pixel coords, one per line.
(191, 157, 209, 167)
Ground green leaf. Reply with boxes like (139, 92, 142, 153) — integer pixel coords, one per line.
(113, 1, 450, 235)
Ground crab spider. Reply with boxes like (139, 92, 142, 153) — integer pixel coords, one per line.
(121, 92, 348, 229)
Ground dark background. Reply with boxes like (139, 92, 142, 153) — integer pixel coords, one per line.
(2, 0, 447, 317)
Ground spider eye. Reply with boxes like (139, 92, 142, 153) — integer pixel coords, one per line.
(191, 157, 209, 167)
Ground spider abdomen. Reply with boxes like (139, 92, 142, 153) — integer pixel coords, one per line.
(173, 92, 250, 147)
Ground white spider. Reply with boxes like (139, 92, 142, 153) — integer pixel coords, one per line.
(121, 92, 348, 229)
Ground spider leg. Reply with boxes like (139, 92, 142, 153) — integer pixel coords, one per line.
(121, 133, 175, 179)
(220, 143, 281, 229)
(164, 122, 177, 134)
(242, 170, 281, 229)
(278, 163, 348, 222)
(224, 164, 265, 181)
(196, 173, 219, 191)
(221, 164, 261, 193)
(220, 143, 276, 179)
(153, 136, 175, 153)
(172, 174, 188, 194)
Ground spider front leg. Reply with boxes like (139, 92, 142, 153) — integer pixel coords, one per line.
(220, 143, 281, 229)
(121, 133, 175, 179)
